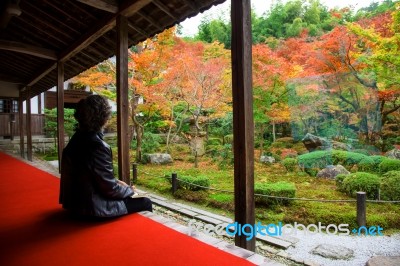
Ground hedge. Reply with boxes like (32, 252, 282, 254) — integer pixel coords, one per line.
(298, 150, 370, 176)
(341, 172, 380, 199)
(254, 182, 296, 205)
(379, 158, 400, 174)
(380, 171, 400, 201)
(177, 175, 210, 191)
(358, 155, 386, 173)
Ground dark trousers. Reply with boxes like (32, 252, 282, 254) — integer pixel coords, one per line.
(123, 197, 153, 214)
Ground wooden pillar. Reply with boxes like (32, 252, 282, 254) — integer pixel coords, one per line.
(357, 192, 367, 227)
(26, 89, 33, 161)
(116, 15, 130, 184)
(57, 62, 65, 169)
(231, 0, 255, 251)
(18, 96, 25, 158)
(38, 93, 42, 114)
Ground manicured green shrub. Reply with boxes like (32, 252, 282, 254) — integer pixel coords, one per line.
(331, 150, 368, 168)
(380, 171, 400, 201)
(298, 151, 332, 169)
(379, 158, 400, 173)
(352, 149, 371, 156)
(342, 172, 380, 199)
(335, 173, 349, 191)
(358, 155, 386, 172)
(178, 175, 210, 191)
(254, 182, 296, 205)
(298, 150, 370, 176)
(282, 158, 298, 172)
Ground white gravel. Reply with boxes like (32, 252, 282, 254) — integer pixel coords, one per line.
(285, 232, 400, 266)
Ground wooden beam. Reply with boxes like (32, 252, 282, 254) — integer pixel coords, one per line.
(152, 0, 177, 20)
(24, 0, 151, 92)
(137, 10, 163, 31)
(116, 15, 130, 184)
(77, 0, 118, 13)
(59, 0, 151, 63)
(0, 74, 24, 84)
(18, 96, 25, 158)
(231, 0, 255, 251)
(0, 40, 57, 60)
(26, 89, 33, 161)
(128, 22, 147, 38)
(57, 62, 65, 171)
(26, 62, 57, 87)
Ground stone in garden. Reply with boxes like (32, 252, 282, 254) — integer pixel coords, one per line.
(310, 244, 354, 260)
(302, 133, 330, 152)
(260, 155, 275, 164)
(332, 141, 351, 151)
(385, 148, 400, 160)
(316, 164, 350, 179)
(147, 153, 173, 165)
(366, 256, 400, 266)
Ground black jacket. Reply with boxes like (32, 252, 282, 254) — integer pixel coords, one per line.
(59, 130, 133, 217)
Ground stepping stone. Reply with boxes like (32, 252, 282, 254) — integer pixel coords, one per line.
(311, 244, 354, 260)
(366, 256, 400, 266)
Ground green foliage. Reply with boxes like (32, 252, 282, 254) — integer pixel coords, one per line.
(208, 193, 234, 211)
(380, 171, 400, 201)
(207, 112, 233, 138)
(335, 174, 349, 191)
(131, 132, 162, 153)
(341, 172, 380, 199)
(196, 17, 231, 48)
(379, 158, 400, 174)
(178, 175, 210, 191)
(174, 189, 208, 203)
(223, 134, 234, 145)
(358, 155, 386, 172)
(282, 158, 298, 172)
(44, 108, 76, 139)
(254, 182, 296, 205)
(206, 137, 223, 146)
(298, 150, 370, 175)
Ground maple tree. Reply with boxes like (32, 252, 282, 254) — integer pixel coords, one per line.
(347, 8, 400, 129)
(252, 44, 295, 154)
(129, 27, 176, 161)
(157, 40, 230, 167)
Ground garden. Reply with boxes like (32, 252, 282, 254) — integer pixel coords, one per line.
(38, 0, 400, 233)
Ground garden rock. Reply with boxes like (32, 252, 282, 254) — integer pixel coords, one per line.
(316, 165, 350, 179)
(385, 148, 400, 160)
(366, 256, 400, 266)
(260, 156, 275, 164)
(332, 141, 351, 151)
(310, 244, 354, 260)
(302, 133, 330, 152)
(147, 153, 173, 165)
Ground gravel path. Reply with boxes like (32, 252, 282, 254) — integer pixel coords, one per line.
(286, 232, 400, 266)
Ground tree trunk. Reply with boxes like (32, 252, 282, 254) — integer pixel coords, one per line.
(272, 121, 276, 142)
(259, 124, 265, 158)
(166, 105, 174, 153)
(135, 124, 143, 162)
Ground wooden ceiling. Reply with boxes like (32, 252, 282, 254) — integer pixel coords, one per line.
(0, 0, 225, 98)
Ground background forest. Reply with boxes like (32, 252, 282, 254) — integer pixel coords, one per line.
(50, 0, 400, 230)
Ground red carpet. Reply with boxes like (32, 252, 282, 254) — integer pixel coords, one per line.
(0, 152, 254, 266)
